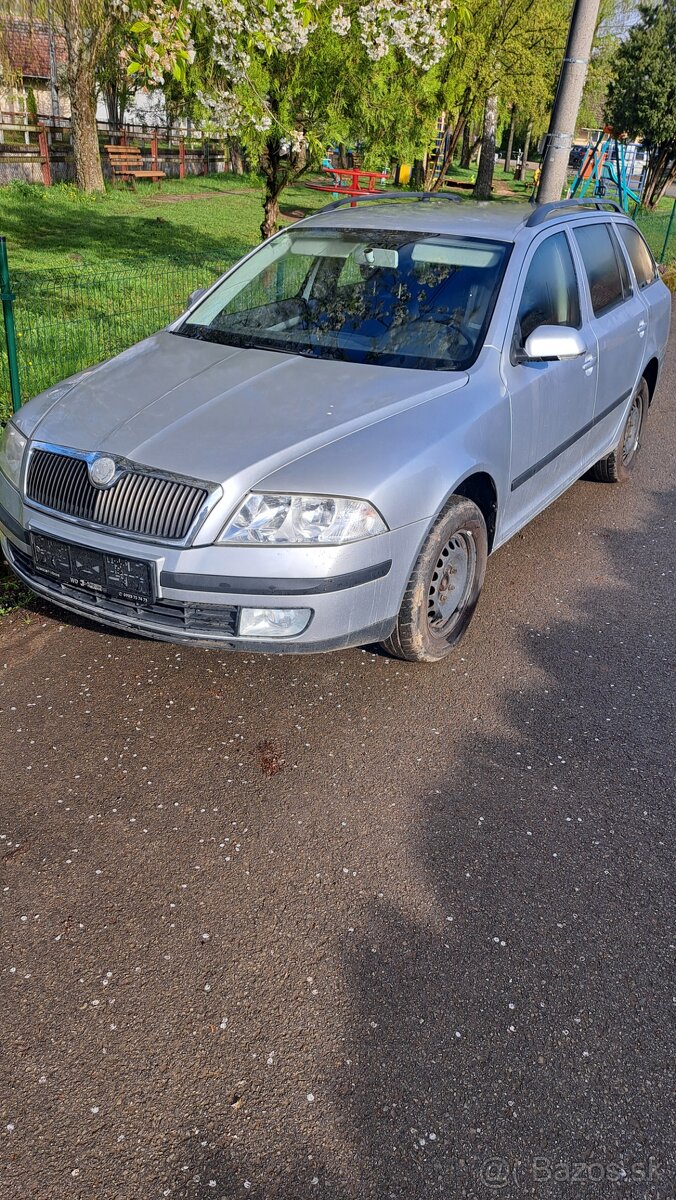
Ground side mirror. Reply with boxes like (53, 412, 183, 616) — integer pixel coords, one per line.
(186, 287, 207, 310)
(521, 325, 586, 362)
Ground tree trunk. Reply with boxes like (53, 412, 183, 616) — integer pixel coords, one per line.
(62, 0, 106, 192)
(460, 122, 472, 169)
(260, 135, 284, 240)
(103, 80, 128, 135)
(103, 85, 115, 131)
(518, 118, 533, 182)
(651, 164, 676, 208)
(228, 140, 246, 174)
(428, 115, 466, 191)
(473, 95, 498, 201)
(643, 145, 676, 208)
(338, 142, 349, 169)
(411, 159, 424, 189)
(261, 187, 281, 240)
(504, 106, 516, 172)
(70, 71, 104, 191)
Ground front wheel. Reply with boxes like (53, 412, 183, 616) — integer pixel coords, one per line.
(590, 379, 648, 484)
(381, 495, 488, 663)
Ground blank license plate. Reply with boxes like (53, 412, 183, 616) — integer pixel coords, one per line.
(32, 535, 154, 605)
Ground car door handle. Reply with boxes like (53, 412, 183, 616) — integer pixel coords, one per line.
(582, 352, 597, 375)
(637, 319, 647, 337)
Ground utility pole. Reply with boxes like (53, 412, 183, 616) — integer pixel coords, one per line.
(536, 0, 602, 204)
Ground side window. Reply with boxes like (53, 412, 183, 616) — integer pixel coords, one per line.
(336, 255, 364, 289)
(514, 231, 581, 348)
(573, 223, 627, 316)
(616, 224, 658, 289)
(610, 227, 633, 298)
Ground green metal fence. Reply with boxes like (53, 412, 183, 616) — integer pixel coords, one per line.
(635, 197, 676, 268)
(0, 249, 232, 420)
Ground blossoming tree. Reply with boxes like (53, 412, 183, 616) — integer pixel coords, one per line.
(124, 0, 468, 236)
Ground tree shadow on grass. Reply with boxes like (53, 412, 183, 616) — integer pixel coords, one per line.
(0, 189, 254, 271)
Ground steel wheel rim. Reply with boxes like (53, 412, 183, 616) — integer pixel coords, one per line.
(427, 530, 476, 637)
(622, 393, 642, 464)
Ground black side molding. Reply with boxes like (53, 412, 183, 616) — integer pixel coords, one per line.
(160, 559, 392, 596)
(0, 503, 28, 545)
(511, 389, 631, 492)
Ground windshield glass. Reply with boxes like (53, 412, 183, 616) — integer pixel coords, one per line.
(177, 227, 510, 371)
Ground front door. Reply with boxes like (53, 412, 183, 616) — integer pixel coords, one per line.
(501, 229, 598, 537)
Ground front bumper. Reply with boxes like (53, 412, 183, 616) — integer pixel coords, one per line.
(0, 484, 427, 653)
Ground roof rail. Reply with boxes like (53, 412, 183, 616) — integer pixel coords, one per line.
(526, 198, 624, 227)
(319, 191, 463, 213)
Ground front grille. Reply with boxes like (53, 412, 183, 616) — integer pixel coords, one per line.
(9, 544, 239, 636)
(26, 449, 209, 542)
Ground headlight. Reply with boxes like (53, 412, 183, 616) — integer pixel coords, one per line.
(0, 421, 27, 489)
(219, 493, 388, 545)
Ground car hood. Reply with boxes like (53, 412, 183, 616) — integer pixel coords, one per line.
(21, 331, 468, 511)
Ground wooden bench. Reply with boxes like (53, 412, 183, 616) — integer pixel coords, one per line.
(105, 144, 166, 185)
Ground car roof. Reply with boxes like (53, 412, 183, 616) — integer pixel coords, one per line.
(298, 197, 628, 243)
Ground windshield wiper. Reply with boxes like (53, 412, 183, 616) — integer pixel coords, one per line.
(174, 324, 207, 341)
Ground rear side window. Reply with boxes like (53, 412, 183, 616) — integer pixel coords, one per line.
(616, 224, 658, 289)
(514, 231, 581, 347)
(573, 223, 627, 316)
(611, 227, 633, 297)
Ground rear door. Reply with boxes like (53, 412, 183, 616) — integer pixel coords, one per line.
(615, 221, 671, 360)
(501, 228, 598, 536)
(570, 221, 647, 456)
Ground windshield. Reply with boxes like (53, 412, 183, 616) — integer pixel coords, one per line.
(177, 227, 511, 371)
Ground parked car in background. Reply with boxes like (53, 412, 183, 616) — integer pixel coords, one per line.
(1, 196, 670, 661)
(568, 144, 588, 170)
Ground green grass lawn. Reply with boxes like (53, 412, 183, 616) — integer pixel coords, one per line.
(0, 173, 328, 270)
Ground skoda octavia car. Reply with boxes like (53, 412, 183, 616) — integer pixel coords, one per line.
(0, 196, 670, 661)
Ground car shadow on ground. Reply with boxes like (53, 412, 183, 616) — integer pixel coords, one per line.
(153, 486, 674, 1197)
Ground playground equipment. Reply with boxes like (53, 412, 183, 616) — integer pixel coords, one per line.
(568, 130, 646, 213)
(305, 165, 389, 205)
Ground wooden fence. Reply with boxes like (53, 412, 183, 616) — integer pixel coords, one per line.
(0, 113, 232, 185)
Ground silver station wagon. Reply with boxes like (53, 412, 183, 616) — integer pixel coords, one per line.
(0, 196, 670, 661)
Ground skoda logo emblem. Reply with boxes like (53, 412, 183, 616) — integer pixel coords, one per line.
(89, 456, 117, 487)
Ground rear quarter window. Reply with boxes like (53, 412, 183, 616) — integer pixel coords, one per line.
(573, 223, 626, 317)
(616, 224, 659, 289)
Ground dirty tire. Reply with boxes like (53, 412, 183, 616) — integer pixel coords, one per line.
(590, 378, 648, 484)
(381, 495, 488, 663)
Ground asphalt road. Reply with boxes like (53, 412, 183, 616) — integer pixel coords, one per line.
(1, 331, 674, 1200)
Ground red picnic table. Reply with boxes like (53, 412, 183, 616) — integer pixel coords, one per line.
(306, 165, 389, 205)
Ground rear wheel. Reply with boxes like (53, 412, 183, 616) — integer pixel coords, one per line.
(381, 495, 488, 663)
(590, 379, 648, 484)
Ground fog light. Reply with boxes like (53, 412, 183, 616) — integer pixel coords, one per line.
(238, 607, 311, 638)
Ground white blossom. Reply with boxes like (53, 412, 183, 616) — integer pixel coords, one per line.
(122, 0, 458, 138)
(330, 4, 351, 35)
